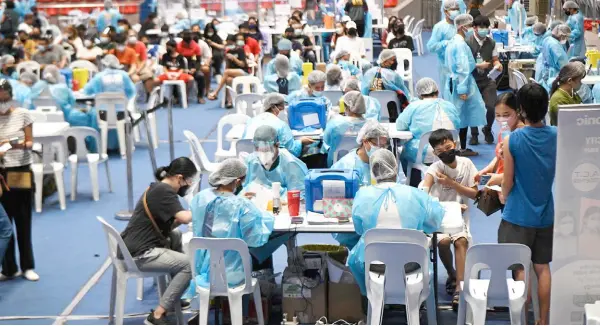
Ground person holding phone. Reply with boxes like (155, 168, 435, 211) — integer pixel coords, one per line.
(0, 79, 36, 281)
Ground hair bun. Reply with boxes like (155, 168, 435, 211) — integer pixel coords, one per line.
(154, 166, 169, 180)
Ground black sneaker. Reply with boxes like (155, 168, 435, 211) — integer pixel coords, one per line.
(458, 148, 479, 157)
(180, 299, 191, 310)
(145, 310, 169, 325)
(469, 137, 479, 146)
(483, 126, 494, 144)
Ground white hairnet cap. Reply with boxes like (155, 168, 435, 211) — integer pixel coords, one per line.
(525, 16, 538, 26)
(443, 0, 460, 10)
(208, 158, 247, 187)
(378, 49, 396, 63)
(356, 120, 389, 144)
(262, 93, 285, 113)
(370, 149, 398, 182)
(20, 72, 38, 84)
(343, 91, 366, 115)
(533, 22, 547, 34)
(343, 78, 360, 92)
(102, 54, 123, 69)
(415, 77, 439, 97)
(42, 65, 61, 84)
(254, 125, 278, 144)
(326, 65, 343, 86)
(273, 54, 290, 78)
(0, 54, 14, 68)
(104, 0, 113, 8)
(307, 70, 326, 85)
(454, 14, 474, 28)
(335, 49, 350, 60)
(553, 24, 571, 37)
(549, 20, 563, 31)
(563, 0, 579, 9)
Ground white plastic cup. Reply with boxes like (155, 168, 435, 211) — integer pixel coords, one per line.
(272, 182, 281, 199)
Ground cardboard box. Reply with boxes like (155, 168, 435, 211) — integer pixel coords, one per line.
(281, 268, 328, 324)
(326, 257, 366, 323)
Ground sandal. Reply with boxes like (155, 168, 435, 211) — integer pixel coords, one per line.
(225, 102, 233, 109)
(445, 276, 456, 296)
(207, 93, 218, 101)
(452, 291, 460, 312)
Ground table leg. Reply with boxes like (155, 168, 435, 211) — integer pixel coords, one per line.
(431, 232, 439, 322)
(214, 297, 221, 325)
(318, 34, 325, 63)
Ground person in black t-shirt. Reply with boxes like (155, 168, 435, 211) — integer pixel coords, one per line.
(290, 21, 316, 65)
(120, 157, 197, 326)
(388, 22, 415, 71)
(207, 33, 247, 108)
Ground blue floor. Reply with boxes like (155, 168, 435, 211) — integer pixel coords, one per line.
(0, 32, 511, 325)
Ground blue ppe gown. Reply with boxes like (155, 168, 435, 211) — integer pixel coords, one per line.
(536, 36, 569, 92)
(427, 21, 457, 98)
(243, 112, 303, 158)
(361, 66, 411, 99)
(322, 116, 366, 167)
(263, 72, 302, 95)
(243, 149, 309, 199)
(264, 54, 304, 77)
(567, 12, 586, 59)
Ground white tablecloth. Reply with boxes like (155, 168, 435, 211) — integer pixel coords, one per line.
(33, 122, 69, 138)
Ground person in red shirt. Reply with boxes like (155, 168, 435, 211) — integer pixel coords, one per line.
(177, 30, 206, 104)
(239, 23, 260, 64)
(126, 31, 157, 94)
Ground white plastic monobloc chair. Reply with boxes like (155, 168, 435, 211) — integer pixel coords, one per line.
(234, 93, 264, 117)
(364, 238, 435, 325)
(369, 90, 400, 122)
(222, 76, 262, 109)
(95, 92, 129, 158)
(97, 217, 184, 325)
(392, 48, 414, 95)
(412, 19, 425, 56)
(511, 69, 528, 91)
(127, 88, 159, 149)
(457, 244, 532, 325)
(235, 139, 255, 160)
(323, 90, 344, 106)
(161, 80, 188, 109)
(64, 127, 112, 202)
(215, 114, 251, 162)
(183, 130, 219, 192)
(405, 131, 436, 185)
(16, 60, 41, 78)
(187, 237, 265, 325)
(32, 135, 68, 213)
(585, 302, 600, 325)
(332, 135, 359, 163)
(32, 86, 59, 110)
(405, 17, 416, 34)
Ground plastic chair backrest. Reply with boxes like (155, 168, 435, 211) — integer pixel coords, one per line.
(333, 135, 358, 163)
(33, 86, 58, 108)
(463, 244, 531, 303)
(364, 242, 430, 302)
(350, 53, 361, 68)
(37, 135, 67, 172)
(188, 237, 254, 293)
(369, 90, 400, 121)
(412, 19, 424, 36)
(402, 15, 411, 24)
(64, 127, 101, 162)
(234, 93, 264, 117)
(513, 70, 527, 90)
(405, 17, 415, 33)
(235, 139, 254, 158)
(35, 104, 59, 113)
(146, 86, 162, 110)
(69, 60, 99, 76)
(28, 111, 48, 122)
(95, 92, 128, 127)
(392, 48, 413, 78)
(323, 90, 344, 106)
(183, 130, 211, 173)
(217, 114, 250, 154)
(17, 61, 41, 77)
(97, 216, 141, 274)
(232, 76, 261, 94)
(364, 228, 429, 248)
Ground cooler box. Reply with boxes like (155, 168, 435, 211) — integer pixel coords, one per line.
(492, 30, 509, 46)
(73, 68, 90, 89)
(287, 98, 328, 131)
(305, 169, 360, 213)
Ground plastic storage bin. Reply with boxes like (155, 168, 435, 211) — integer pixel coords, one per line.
(305, 169, 360, 213)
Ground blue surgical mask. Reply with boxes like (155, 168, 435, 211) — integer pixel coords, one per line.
(312, 90, 323, 97)
(448, 10, 460, 20)
(477, 28, 489, 37)
(465, 27, 474, 38)
(366, 143, 380, 157)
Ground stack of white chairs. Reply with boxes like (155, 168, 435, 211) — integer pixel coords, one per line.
(412, 19, 425, 56)
(392, 48, 414, 95)
(32, 135, 68, 213)
(215, 114, 251, 162)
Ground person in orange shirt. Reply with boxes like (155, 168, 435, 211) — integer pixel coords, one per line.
(108, 33, 138, 78)
(126, 30, 157, 94)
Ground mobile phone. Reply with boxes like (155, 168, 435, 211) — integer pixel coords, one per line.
(479, 175, 491, 186)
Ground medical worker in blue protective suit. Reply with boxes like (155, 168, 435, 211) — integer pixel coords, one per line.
(428, 0, 458, 98)
(564, 1, 586, 59)
(243, 125, 309, 198)
(333, 50, 361, 77)
(95, 0, 122, 33)
(343, 79, 380, 121)
(536, 24, 571, 92)
(593, 84, 600, 103)
(440, 0, 466, 18)
(263, 55, 302, 95)
(325, 65, 344, 91)
(287, 70, 333, 111)
(0, 55, 29, 106)
(35, 65, 76, 118)
(243, 94, 315, 158)
(264, 39, 303, 77)
(323, 91, 367, 167)
(361, 49, 411, 99)
(331, 121, 389, 249)
(397, 78, 460, 186)
(506, 0, 527, 35)
(185, 158, 282, 294)
(531, 22, 548, 56)
(521, 16, 538, 45)
(18, 72, 38, 107)
(445, 14, 486, 155)
(347, 148, 445, 295)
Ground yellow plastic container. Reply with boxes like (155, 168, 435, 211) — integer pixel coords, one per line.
(339, 98, 345, 114)
(587, 51, 600, 68)
(73, 68, 90, 89)
(301, 62, 313, 86)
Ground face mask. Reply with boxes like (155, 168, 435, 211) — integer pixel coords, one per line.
(448, 10, 460, 20)
(101, 37, 110, 43)
(234, 181, 244, 195)
(128, 36, 137, 44)
(336, 28, 343, 34)
(560, 38, 568, 45)
(277, 69, 289, 79)
(312, 90, 323, 97)
(249, 24, 257, 29)
(477, 28, 489, 37)
(465, 27, 474, 38)
(236, 40, 245, 47)
(558, 222, 574, 235)
(226, 44, 235, 50)
(437, 148, 458, 164)
(258, 151, 275, 169)
(0, 101, 11, 113)
(564, 10, 571, 16)
(160, 32, 169, 38)
(496, 116, 509, 123)
(152, 18, 159, 24)
(366, 143, 380, 157)
(294, 29, 302, 36)
(84, 39, 92, 48)
(116, 45, 126, 51)
(572, 80, 582, 91)
(177, 184, 190, 197)
(214, 25, 220, 31)
(389, 60, 398, 71)
(207, 31, 214, 37)
(37, 45, 45, 51)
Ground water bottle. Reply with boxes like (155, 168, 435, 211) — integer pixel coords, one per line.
(500, 121, 511, 140)
(476, 53, 484, 74)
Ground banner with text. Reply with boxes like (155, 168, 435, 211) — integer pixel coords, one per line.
(551, 105, 600, 325)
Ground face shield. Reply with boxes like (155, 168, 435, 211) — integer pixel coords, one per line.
(254, 141, 278, 170)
